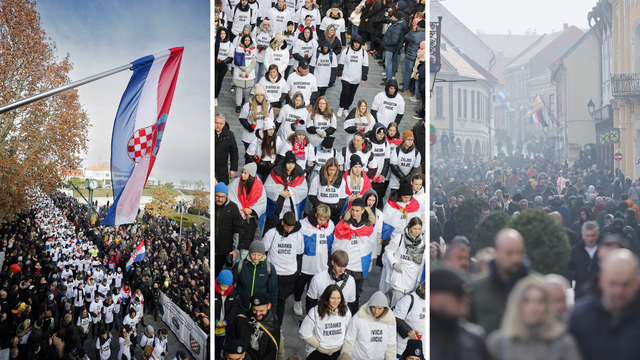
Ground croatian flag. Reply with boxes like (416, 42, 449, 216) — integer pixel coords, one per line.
(103, 48, 184, 225)
(497, 89, 512, 112)
(126, 241, 147, 272)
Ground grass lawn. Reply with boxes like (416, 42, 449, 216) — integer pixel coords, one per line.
(73, 188, 181, 198)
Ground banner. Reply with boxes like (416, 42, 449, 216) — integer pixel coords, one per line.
(159, 291, 208, 360)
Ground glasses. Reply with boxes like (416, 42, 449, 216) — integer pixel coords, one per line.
(214, 195, 227, 199)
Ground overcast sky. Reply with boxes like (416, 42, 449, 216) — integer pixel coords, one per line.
(438, 0, 596, 34)
(36, 0, 210, 185)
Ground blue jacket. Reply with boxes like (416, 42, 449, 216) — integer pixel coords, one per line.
(570, 291, 640, 360)
(382, 18, 407, 52)
(404, 29, 425, 61)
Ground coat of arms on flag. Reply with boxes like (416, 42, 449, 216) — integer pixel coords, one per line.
(189, 334, 200, 355)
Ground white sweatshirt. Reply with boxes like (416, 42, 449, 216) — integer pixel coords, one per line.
(309, 49, 338, 87)
(369, 140, 390, 178)
(239, 102, 272, 144)
(343, 307, 396, 360)
(296, 6, 321, 26)
(287, 72, 318, 106)
(264, 44, 290, 76)
(383, 233, 426, 293)
(393, 291, 426, 354)
(389, 147, 421, 189)
(343, 115, 375, 147)
(291, 37, 318, 69)
(90, 300, 103, 323)
(259, 75, 290, 104)
(253, 28, 274, 63)
(308, 174, 346, 204)
(230, 6, 254, 36)
(299, 217, 335, 275)
(276, 103, 309, 141)
(339, 46, 369, 84)
(307, 112, 337, 147)
(371, 92, 405, 127)
(299, 306, 352, 357)
(263, 226, 304, 276)
(307, 269, 356, 303)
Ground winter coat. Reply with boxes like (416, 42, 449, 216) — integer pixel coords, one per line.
(231, 258, 278, 314)
(569, 290, 640, 360)
(569, 206, 594, 238)
(359, 1, 381, 34)
(564, 239, 600, 300)
(624, 199, 640, 222)
(593, 201, 606, 220)
(404, 29, 424, 61)
(486, 329, 582, 360)
(596, 200, 618, 229)
(214, 198, 243, 255)
(468, 260, 534, 334)
(341, 293, 396, 360)
(548, 199, 572, 228)
(214, 282, 238, 328)
(381, 18, 406, 52)
(215, 123, 240, 185)
(431, 312, 488, 360)
(227, 310, 280, 360)
(412, 120, 425, 166)
(232, 38, 258, 88)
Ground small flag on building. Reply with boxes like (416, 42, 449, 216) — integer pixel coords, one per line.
(103, 48, 184, 226)
(497, 89, 512, 112)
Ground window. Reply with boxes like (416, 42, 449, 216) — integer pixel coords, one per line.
(463, 89, 467, 118)
(436, 87, 443, 117)
(458, 88, 462, 117)
(477, 91, 481, 120)
(471, 90, 475, 119)
(549, 94, 555, 115)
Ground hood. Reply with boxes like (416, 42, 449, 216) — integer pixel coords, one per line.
(350, 35, 363, 51)
(363, 189, 379, 211)
(319, 39, 331, 54)
(214, 281, 234, 296)
(325, 8, 344, 19)
(579, 206, 593, 223)
(369, 123, 386, 144)
(290, 91, 306, 109)
(264, 70, 283, 83)
(348, 137, 372, 154)
(216, 27, 230, 43)
(358, 291, 394, 324)
(385, 79, 399, 98)
(275, 221, 302, 236)
(605, 200, 617, 214)
(548, 198, 564, 207)
(297, 27, 314, 42)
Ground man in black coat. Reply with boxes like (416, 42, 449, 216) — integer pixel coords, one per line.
(227, 293, 280, 360)
(215, 114, 239, 185)
(564, 220, 601, 300)
(570, 249, 640, 360)
(214, 183, 243, 277)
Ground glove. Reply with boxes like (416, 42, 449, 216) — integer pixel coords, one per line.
(253, 156, 261, 163)
(392, 262, 403, 273)
(317, 129, 326, 137)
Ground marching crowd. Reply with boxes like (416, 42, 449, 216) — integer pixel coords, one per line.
(214, 1, 428, 351)
(0, 190, 210, 360)
(428, 146, 640, 360)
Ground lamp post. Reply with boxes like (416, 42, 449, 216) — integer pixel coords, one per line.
(430, 16, 443, 96)
(587, 99, 595, 118)
(178, 200, 184, 241)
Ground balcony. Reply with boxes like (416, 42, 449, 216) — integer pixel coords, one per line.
(612, 73, 640, 97)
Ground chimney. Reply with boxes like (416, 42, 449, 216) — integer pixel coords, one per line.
(563, 23, 568, 30)
(441, 42, 447, 51)
(497, 50, 504, 64)
(532, 29, 537, 35)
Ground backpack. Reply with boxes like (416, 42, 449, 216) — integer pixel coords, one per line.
(315, 48, 333, 64)
(237, 259, 271, 275)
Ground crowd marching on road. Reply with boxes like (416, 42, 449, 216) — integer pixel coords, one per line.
(427, 144, 640, 360)
(0, 190, 210, 360)
(214, 0, 427, 358)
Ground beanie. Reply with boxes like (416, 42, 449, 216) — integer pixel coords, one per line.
(403, 130, 414, 142)
(295, 125, 306, 136)
(248, 240, 266, 255)
(402, 339, 424, 360)
(179, 350, 188, 360)
(393, 11, 404, 20)
(262, 118, 276, 130)
(321, 136, 335, 149)
(284, 151, 297, 164)
(254, 83, 265, 96)
(243, 162, 257, 178)
(398, 181, 413, 197)
(214, 183, 228, 195)
(217, 270, 233, 286)
(275, 31, 284, 42)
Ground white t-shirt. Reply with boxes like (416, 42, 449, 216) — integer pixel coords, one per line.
(300, 306, 352, 357)
(263, 227, 304, 276)
(307, 112, 337, 147)
(287, 72, 318, 106)
(259, 75, 290, 104)
(371, 92, 405, 127)
(309, 50, 338, 87)
(339, 46, 368, 84)
(308, 174, 346, 204)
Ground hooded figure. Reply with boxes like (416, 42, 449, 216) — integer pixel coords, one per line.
(341, 291, 397, 360)
(371, 79, 405, 127)
(215, 27, 234, 101)
(292, 26, 318, 69)
(264, 32, 289, 76)
(275, 91, 309, 141)
(320, 5, 346, 45)
(310, 39, 338, 89)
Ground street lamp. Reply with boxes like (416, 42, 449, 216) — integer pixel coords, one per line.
(543, 124, 548, 134)
(587, 99, 595, 118)
(430, 16, 443, 95)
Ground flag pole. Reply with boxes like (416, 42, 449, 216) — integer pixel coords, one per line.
(0, 63, 134, 115)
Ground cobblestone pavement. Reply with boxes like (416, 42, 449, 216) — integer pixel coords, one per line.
(215, 49, 423, 358)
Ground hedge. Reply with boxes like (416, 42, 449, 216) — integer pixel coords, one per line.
(454, 198, 489, 240)
(472, 211, 511, 253)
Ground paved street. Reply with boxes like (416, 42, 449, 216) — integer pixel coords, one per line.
(216, 51, 421, 357)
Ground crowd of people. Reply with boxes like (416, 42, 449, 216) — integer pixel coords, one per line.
(214, 4, 428, 351)
(0, 189, 210, 360)
(428, 147, 640, 359)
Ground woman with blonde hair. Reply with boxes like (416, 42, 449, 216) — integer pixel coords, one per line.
(485, 276, 582, 360)
(264, 31, 290, 77)
(342, 155, 372, 207)
(239, 83, 274, 153)
(306, 96, 337, 147)
(343, 99, 375, 147)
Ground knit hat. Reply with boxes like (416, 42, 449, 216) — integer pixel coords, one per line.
(398, 181, 413, 197)
(295, 125, 306, 136)
(248, 240, 266, 255)
(393, 11, 404, 20)
(223, 340, 247, 354)
(402, 340, 424, 360)
(214, 183, 228, 195)
(215, 8, 220, 14)
(243, 162, 257, 177)
(254, 83, 265, 96)
(321, 136, 335, 149)
(568, 195, 577, 201)
(243, 24, 252, 31)
(179, 350, 188, 360)
(217, 270, 233, 286)
(284, 150, 297, 164)
(534, 196, 543, 205)
(145, 325, 154, 336)
(350, 154, 363, 167)
(403, 130, 414, 142)
(262, 118, 276, 130)
(397, 1, 406, 11)
(275, 31, 284, 42)
(250, 292, 271, 306)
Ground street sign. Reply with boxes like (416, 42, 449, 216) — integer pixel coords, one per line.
(615, 152, 623, 162)
(430, 133, 437, 146)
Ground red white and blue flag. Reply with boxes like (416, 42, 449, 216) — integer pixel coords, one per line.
(126, 241, 147, 271)
(103, 47, 184, 225)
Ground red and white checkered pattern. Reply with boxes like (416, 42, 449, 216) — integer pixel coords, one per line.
(127, 125, 155, 163)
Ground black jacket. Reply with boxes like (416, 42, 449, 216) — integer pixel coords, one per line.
(412, 120, 425, 166)
(215, 123, 239, 185)
(430, 311, 489, 360)
(308, 166, 346, 217)
(214, 284, 238, 326)
(227, 310, 280, 360)
(214, 198, 243, 256)
(359, 2, 381, 34)
(564, 239, 600, 300)
(570, 290, 640, 360)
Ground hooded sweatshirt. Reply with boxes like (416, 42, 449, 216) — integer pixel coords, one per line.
(342, 137, 377, 176)
(232, 35, 258, 88)
(300, 304, 352, 357)
(319, 8, 346, 45)
(299, 215, 336, 275)
(253, 23, 274, 62)
(309, 40, 338, 87)
(337, 35, 369, 84)
(263, 222, 304, 276)
(306, 108, 337, 147)
(275, 91, 309, 141)
(229, 2, 255, 36)
(259, 70, 289, 106)
(389, 142, 421, 189)
(292, 28, 319, 68)
(344, 107, 375, 147)
(296, 4, 321, 27)
(341, 292, 396, 360)
(367, 123, 391, 179)
(267, 4, 290, 33)
(371, 79, 405, 127)
(264, 38, 290, 76)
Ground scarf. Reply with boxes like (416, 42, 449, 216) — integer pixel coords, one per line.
(292, 138, 307, 160)
(386, 135, 401, 147)
(403, 227, 425, 265)
(238, 177, 263, 214)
